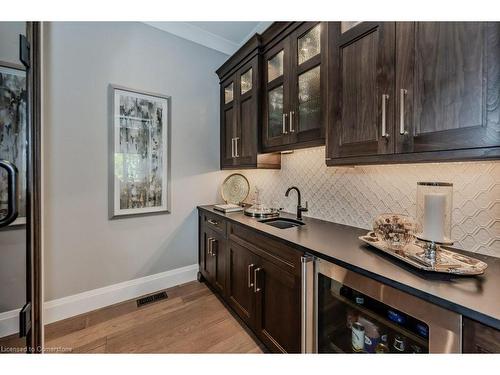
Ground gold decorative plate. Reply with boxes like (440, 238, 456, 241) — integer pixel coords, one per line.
(221, 173, 250, 205)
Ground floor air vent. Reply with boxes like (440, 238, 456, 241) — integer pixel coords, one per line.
(136, 291, 168, 307)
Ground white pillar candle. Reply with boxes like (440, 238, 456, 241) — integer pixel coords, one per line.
(423, 193, 446, 242)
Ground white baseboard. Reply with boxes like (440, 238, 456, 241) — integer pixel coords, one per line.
(0, 263, 198, 338)
(0, 309, 21, 339)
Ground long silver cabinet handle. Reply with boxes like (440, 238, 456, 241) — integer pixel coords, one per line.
(254, 267, 262, 293)
(381, 94, 389, 138)
(282, 113, 288, 134)
(247, 263, 255, 288)
(231, 138, 234, 158)
(207, 237, 212, 256)
(400, 89, 408, 135)
(211, 239, 217, 257)
(289, 111, 294, 133)
(234, 137, 239, 158)
(207, 218, 218, 226)
(301, 255, 314, 353)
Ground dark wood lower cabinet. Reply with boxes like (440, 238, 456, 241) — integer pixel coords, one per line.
(226, 235, 302, 353)
(227, 241, 258, 327)
(463, 317, 500, 353)
(254, 257, 301, 353)
(200, 226, 226, 296)
(199, 212, 302, 353)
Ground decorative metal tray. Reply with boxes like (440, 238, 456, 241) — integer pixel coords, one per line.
(359, 232, 488, 275)
(243, 207, 280, 218)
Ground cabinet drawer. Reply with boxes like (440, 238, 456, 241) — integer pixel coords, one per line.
(229, 223, 303, 276)
(203, 213, 226, 237)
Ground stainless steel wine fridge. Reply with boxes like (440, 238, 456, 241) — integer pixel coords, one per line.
(302, 257, 462, 353)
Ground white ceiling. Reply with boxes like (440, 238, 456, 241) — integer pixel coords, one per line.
(144, 21, 272, 55)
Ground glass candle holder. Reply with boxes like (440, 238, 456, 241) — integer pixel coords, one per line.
(416, 182, 453, 244)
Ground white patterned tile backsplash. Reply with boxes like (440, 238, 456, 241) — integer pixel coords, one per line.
(222, 146, 500, 258)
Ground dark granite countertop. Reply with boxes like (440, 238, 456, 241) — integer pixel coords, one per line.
(198, 205, 500, 330)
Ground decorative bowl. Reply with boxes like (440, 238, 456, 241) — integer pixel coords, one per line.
(372, 214, 419, 250)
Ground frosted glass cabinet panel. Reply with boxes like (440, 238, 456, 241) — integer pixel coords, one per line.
(298, 65, 321, 132)
(298, 24, 321, 65)
(268, 85, 284, 138)
(240, 68, 253, 95)
(290, 23, 324, 145)
(268, 50, 284, 82)
(224, 82, 234, 104)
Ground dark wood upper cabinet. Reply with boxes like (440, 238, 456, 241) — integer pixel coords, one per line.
(327, 21, 500, 165)
(396, 22, 500, 154)
(327, 22, 396, 159)
(262, 22, 327, 152)
(291, 22, 328, 146)
(220, 75, 238, 167)
(262, 38, 292, 149)
(217, 36, 281, 170)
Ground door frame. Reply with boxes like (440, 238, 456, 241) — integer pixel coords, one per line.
(25, 21, 43, 353)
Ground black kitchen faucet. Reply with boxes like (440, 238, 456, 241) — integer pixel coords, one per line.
(285, 186, 308, 220)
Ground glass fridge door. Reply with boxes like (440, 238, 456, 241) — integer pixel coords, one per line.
(317, 273, 430, 354)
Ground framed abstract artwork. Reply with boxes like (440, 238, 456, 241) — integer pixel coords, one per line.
(109, 85, 171, 218)
(0, 62, 27, 226)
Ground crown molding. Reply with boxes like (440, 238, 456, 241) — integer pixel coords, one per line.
(144, 22, 239, 55)
(144, 22, 273, 56)
(237, 21, 272, 48)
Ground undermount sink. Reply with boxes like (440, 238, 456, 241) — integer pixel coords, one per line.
(259, 217, 305, 229)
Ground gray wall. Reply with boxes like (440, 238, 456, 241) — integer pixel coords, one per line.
(43, 22, 227, 301)
(0, 21, 27, 312)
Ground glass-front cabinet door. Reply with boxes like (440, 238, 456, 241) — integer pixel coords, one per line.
(262, 22, 326, 152)
(221, 77, 237, 168)
(262, 41, 292, 150)
(290, 22, 325, 144)
(220, 56, 259, 169)
(234, 58, 258, 166)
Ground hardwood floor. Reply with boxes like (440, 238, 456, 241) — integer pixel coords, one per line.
(43, 281, 265, 353)
(0, 334, 26, 353)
